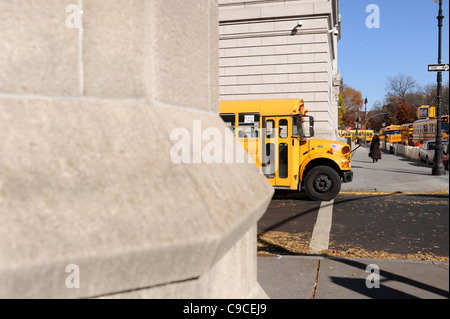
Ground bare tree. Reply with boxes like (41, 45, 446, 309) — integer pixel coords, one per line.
(421, 82, 449, 115)
(385, 74, 417, 103)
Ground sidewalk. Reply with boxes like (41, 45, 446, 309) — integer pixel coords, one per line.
(341, 142, 449, 194)
(258, 143, 449, 299)
(258, 255, 449, 299)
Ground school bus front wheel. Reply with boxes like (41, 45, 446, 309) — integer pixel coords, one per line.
(303, 166, 341, 201)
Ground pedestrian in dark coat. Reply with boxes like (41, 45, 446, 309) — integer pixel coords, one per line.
(369, 134, 382, 163)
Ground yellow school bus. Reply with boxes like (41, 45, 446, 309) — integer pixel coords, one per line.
(401, 123, 414, 146)
(380, 125, 402, 144)
(338, 130, 356, 141)
(220, 99, 353, 201)
(338, 130, 355, 141)
(379, 128, 386, 142)
(358, 130, 374, 143)
(339, 130, 374, 143)
(413, 116, 450, 145)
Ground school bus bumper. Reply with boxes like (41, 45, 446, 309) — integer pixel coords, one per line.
(342, 170, 353, 183)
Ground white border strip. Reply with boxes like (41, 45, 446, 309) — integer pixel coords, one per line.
(309, 200, 334, 253)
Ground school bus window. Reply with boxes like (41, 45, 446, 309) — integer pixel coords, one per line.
(220, 114, 235, 135)
(292, 116, 303, 136)
(265, 143, 275, 178)
(279, 119, 288, 138)
(279, 143, 288, 178)
(238, 113, 260, 138)
(266, 120, 275, 138)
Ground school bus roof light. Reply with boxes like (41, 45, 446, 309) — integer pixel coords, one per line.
(295, 99, 308, 115)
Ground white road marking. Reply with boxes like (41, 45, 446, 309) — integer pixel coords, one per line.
(309, 200, 334, 253)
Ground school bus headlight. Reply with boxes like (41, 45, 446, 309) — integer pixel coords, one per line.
(341, 145, 350, 156)
(341, 160, 350, 168)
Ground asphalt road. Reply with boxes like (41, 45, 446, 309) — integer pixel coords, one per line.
(257, 190, 449, 260)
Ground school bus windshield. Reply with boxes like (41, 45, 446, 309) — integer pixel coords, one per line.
(293, 116, 302, 136)
(385, 130, 401, 135)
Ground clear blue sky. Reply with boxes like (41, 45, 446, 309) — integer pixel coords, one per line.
(338, 0, 450, 110)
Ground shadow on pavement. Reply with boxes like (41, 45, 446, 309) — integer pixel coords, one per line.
(328, 276, 420, 299)
(329, 258, 449, 299)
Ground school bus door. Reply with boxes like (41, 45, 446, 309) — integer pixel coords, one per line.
(262, 116, 293, 188)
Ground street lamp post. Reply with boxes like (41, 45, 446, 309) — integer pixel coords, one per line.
(432, 0, 446, 176)
(364, 97, 368, 146)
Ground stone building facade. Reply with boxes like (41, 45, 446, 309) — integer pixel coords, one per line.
(219, 0, 341, 140)
(0, 0, 273, 298)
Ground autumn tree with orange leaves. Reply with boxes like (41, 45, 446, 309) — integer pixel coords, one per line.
(338, 83, 364, 129)
(340, 74, 449, 132)
(395, 101, 416, 124)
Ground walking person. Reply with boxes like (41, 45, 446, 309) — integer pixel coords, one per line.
(369, 134, 382, 163)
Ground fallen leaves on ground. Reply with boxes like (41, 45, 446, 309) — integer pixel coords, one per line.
(258, 231, 311, 255)
(257, 231, 449, 263)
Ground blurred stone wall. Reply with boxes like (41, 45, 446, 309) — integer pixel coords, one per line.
(0, 0, 273, 298)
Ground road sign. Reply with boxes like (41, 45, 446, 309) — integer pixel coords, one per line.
(428, 64, 449, 72)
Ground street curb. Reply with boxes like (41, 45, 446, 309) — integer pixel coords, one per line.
(317, 255, 449, 266)
(258, 253, 450, 266)
(340, 189, 449, 195)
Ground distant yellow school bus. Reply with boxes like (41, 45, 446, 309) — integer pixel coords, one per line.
(355, 130, 374, 143)
(443, 115, 449, 140)
(339, 130, 374, 143)
(338, 130, 354, 139)
(380, 125, 402, 144)
(338, 130, 357, 144)
(338, 130, 355, 139)
(401, 123, 414, 146)
(413, 116, 449, 145)
(220, 99, 353, 201)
